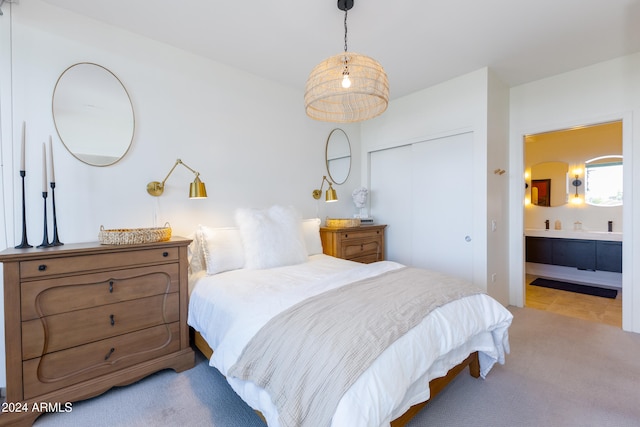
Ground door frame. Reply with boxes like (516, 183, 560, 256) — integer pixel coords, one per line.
(509, 111, 634, 331)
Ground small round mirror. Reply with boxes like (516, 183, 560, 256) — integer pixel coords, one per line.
(52, 63, 135, 166)
(325, 128, 351, 185)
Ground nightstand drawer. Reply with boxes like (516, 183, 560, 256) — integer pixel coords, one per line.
(22, 293, 179, 359)
(22, 322, 181, 400)
(21, 264, 179, 320)
(349, 253, 381, 264)
(338, 228, 383, 241)
(20, 247, 179, 279)
(342, 239, 381, 259)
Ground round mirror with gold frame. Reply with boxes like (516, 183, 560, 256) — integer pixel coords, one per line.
(325, 128, 351, 185)
(52, 63, 135, 166)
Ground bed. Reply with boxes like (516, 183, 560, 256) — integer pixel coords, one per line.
(187, 206, 513, 427)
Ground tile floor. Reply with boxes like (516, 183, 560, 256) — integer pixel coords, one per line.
(525, 275, 622, 327)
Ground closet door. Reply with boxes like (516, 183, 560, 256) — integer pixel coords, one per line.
(370, 145, 413, 265)
(370, 132, 474, 281)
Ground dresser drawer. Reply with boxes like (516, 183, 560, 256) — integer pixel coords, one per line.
(20, 246, 179, 279)
(22, 293, 179, 359)
(21, 264, 179, 320)
(22, 322, 181, 400)
(341, 239, 382, 260)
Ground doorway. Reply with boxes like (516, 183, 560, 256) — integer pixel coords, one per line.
(523, 121, 623, 327)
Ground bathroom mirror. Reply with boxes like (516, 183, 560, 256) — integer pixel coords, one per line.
(52, 63, 135, 166)
(325, 128, 351, 185)
(585, 155, 623, 207)
(530, 161, 568, 207)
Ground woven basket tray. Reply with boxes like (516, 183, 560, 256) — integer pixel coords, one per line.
(325, 218, 361, 228)
(98, 223, 172, 245)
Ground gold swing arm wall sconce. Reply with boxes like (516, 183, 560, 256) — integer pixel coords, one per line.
(147, 159, 207, 198)
(312, 175, 338, 202)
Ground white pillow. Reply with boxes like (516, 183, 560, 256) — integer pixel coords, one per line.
(198, 225, 245, 275)
(187, 232, 205, 275)
(302, 218, 323, 255)
(235, 205, 308, 269)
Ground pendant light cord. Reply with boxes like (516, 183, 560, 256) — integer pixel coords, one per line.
(343, 9, 348, 52)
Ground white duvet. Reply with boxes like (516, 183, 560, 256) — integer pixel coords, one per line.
(188, 254, 512, 427)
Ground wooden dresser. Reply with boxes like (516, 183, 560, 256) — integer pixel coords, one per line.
(0, 238, 195, 426)
(320, 224, 386, 263)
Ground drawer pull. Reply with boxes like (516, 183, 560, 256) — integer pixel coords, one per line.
(104, 347, 115, 360)
(162, 251, 169, 257)
(38, 264, 47, 271)
(109, 281, 114, 293)
(110, 314, 115, 326)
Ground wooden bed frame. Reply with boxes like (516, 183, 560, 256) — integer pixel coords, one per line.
(192, 330, 479, 427)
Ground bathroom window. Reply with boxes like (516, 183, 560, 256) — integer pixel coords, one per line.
(585, 155, 623, 207)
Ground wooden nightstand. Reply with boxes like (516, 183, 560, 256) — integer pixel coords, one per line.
(0, 238, 195, 426)
(320, 224, 386, 263)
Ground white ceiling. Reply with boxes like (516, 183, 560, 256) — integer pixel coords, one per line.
(42, 0, 640, 99)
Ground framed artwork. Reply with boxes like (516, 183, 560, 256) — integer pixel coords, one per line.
(532, 179, 551, 206)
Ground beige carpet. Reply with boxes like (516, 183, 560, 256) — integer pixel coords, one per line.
(409, 306, 640, 426)
(34, 307, 640, 427)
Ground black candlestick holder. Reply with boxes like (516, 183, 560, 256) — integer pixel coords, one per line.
(50, 182, 63, 246)
(15, 170, 33, 249)
(37, 191, 53, 248)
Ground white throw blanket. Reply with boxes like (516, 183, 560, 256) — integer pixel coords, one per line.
(228, 267, 482, 427)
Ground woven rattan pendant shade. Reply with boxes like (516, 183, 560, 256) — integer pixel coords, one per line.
(304, 52, 389, 123)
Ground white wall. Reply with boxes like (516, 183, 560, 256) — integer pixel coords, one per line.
(509, 53, 640, 332)
(486, 70, 511, 304)
(0, 0, 361, 389)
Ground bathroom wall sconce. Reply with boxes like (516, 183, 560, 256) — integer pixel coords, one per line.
(147, 159, 207, 198)
(312, 175, 338, 202)
(571, 169, 582, 204)
(572, 170, 582, 197)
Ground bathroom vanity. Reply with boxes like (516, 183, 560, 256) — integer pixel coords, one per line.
(525, 229, 622, 287)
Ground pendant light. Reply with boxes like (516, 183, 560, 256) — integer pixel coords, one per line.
(304, 0, 389, 123)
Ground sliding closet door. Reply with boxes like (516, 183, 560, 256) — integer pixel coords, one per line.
(370, 145, 413, 265)
(411, 133, 474, 279)
(370, 132, 474, 281)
